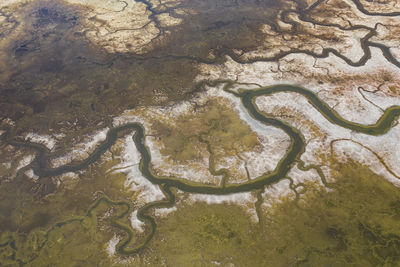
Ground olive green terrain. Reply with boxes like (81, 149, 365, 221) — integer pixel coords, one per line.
(145, 162, 400, 266)
(1, 0, 400, 266)
(153, 99, 259, 163)
(2, 160, 400, 266)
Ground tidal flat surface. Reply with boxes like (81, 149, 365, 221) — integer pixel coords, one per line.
(1, 0, 400, 266)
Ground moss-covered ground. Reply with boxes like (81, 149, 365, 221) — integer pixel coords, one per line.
(1, 147, 400, 266)
(153, 98, 259, 163)
(143, 162, 400, 266)
(1, 0, 400, 266)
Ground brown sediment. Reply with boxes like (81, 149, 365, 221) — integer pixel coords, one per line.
(0, 0, 285, 142)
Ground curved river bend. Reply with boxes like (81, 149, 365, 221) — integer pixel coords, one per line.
(4, 82, 400, 255)
(24, 83, 400, 194)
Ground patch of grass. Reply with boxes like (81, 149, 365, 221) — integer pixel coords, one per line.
(0, 138, 139, 265)
(153, 98, 260, 163)
(142, 162, 400, 266)
(144, 202, 255, 266)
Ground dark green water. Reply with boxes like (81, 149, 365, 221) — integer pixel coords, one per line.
(2, 81, 400, 257)
(18, 83, 400, 194)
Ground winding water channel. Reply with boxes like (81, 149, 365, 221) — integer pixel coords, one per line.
(3, 82, 400, 255)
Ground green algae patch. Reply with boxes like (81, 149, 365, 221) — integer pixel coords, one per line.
(0, 151, 132, 234)
(143, 202, 257, 266)
(0, 191, 137, 266)
(30, 220, 114, 266)
(153, 98, 260, 163)
(141, 162, 400, 266)
(0, 198, 129, 266)
(1, 150, 400, 265)
(0, 138, 142, 265)
(258, 162, 400, 266)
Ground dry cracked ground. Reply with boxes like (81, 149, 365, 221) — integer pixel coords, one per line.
(1, 0, 400, 266)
